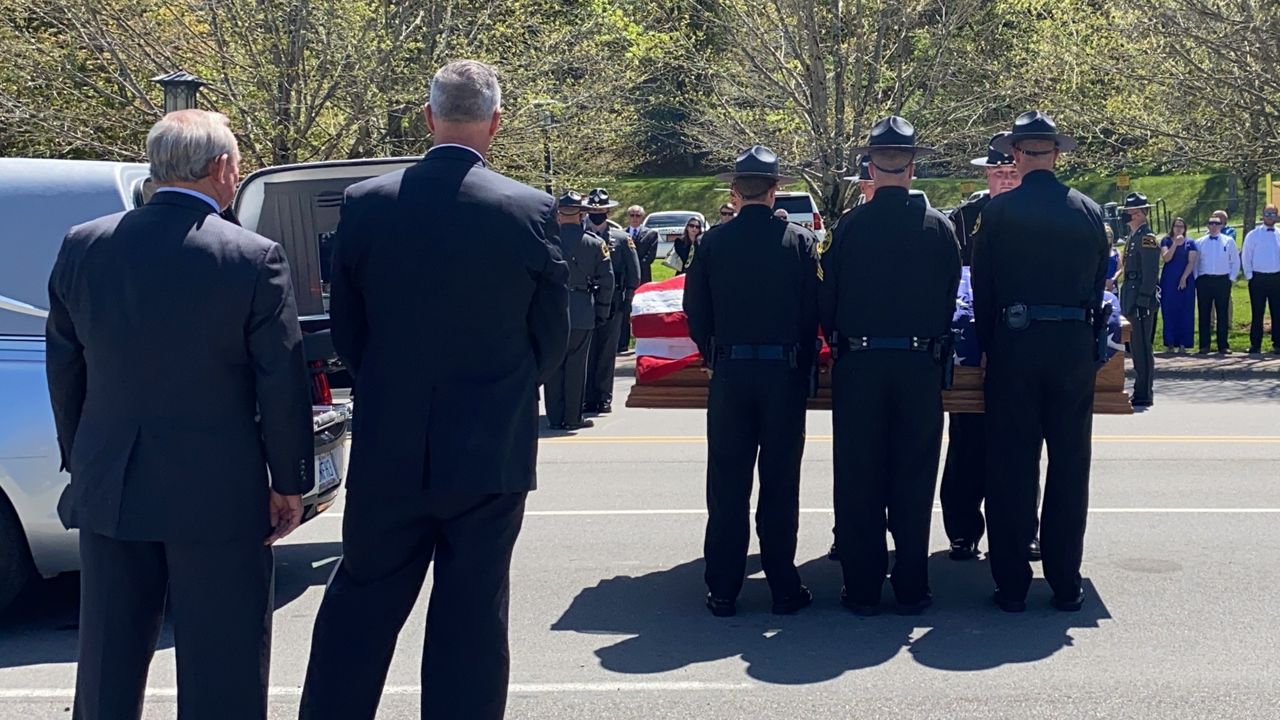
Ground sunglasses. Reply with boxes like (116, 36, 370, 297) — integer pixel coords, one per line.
(720, 211, 734, 216)
(1207, 221, 1223, 226)
(687, 222, 702, 228)
(628, 212, 643, 217)
(1264, 211, 1278, 217)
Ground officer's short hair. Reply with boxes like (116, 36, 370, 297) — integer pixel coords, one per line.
(732, 177, 777, 201)
(429, 60, 502, 123)
(869, 149, 914, 173)
(146, 110, 239, 184)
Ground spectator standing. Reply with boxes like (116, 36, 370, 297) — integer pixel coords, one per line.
(1242, 204, 1280, 354)
(1159, 217, 1198, 352)
(621, 205, 658, 352)
(1194, 215, 1240, 354)
(670, 217, 703, 274)
(713, 202, 736, 227)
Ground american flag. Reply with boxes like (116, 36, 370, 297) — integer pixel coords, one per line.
(630, 275, 702, 382)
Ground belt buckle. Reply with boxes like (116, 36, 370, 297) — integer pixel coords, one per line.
(1005, 303, 1029, 331)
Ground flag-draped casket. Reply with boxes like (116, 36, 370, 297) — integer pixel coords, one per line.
(625, 271, 1133, 414)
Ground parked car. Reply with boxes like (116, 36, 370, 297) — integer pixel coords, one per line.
(773, 191, 827, 244)
(0, 156, 411, 611)
(642, 210, 707, 261)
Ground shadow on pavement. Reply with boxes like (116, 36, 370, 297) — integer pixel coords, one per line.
(552, 550, 1110, 684)
(0, 541, 341, 670)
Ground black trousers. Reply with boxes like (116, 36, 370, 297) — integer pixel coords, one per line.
(1248, 271, 1280, 350)
(704, 360, 808, 601)
(984, 323, 1094, 601)
(1197, 274, 1232, 351)
(545, 328, 592, 425)
(1127, 308, 1157, 404)
(617, 296, 634, 352)
(833, 352, 943, 605)
(300, 490, 527, 720)
(74, 531, 273, 720)
(940, 412, 987, 545)
(586, 304, 625, 405)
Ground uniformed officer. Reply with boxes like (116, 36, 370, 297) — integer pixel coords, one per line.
(940, 132, 1021, 562)
(684, 145, 820, 617)
(545, 191, 613, 430)
(584, 188, 640, 414)
(1119, 192, 1159, 408)
(821, 116, 961, 615)
(972, 111, 1110, 613)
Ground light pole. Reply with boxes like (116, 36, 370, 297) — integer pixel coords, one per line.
(151, 70, 209, 113)
(533, 100, 559, 195)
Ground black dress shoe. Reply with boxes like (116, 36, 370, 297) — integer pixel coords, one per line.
(1249, 347, 1262, 355)
(896, 595, 933, 616)
(706, 594, 736, 617)
(827, 542, 839, 561)
(1051, 589, 1085, 612)
(581, 402, 600, 414)
(1132, 399, 1153, 408)
(597, 402, 613, 414)
(948, 539, 978, 561)
(1028, 538, 1042, 562)
(1196, 348, 1210, 355)
(548, 423, 567, 430)
(993, 590, 1026, 613)
(771, 586, 813, 615)
(840, 589, 880, 616)
(563, 419, 595, 430)
(1219, 348, 1233, 355)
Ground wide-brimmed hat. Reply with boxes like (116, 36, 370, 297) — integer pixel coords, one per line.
(851, 116, 937, 157)
(557, 190, 589, 209)
(970, 132, 1016, 167)
(1122, 192, 1152, 210)
(992, 111, 1077, 153)
(842, 154, 874, 182)
(584, 187, 620, 211)
(714, 145, 796, 183)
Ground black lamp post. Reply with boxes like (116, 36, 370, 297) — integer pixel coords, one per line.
(533, 100, 559, 195)
(151, 70, 209, 113)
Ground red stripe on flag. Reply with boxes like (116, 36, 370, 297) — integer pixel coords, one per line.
(636, 353, 702, 383)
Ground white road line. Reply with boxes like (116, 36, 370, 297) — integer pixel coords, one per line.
(314, 507, 1280, 520)
(0, 681, 754, 701)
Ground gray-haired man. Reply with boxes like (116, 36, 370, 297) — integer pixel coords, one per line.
(299, 60, 569, 720)
(47, 109, 314, 719)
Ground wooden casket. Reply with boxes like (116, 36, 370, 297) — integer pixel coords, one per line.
(627, 322, 1133, 415)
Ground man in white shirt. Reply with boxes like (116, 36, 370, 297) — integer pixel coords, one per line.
(1195, 216, 1241, 354)
(1242, 204, 1280, 353)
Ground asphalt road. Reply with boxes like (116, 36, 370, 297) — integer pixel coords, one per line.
(2, 377, 1279, 719)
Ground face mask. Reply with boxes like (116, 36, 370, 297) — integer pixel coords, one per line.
(588, 213, 608, 226)
(1120, 212, 1132, 223)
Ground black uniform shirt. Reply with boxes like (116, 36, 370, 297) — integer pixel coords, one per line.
(820, 186, 961, 342)
(971, 169, 1109, 350)
(683, 204, 821, 364)
(594, 224, 641, 300)
(559, 224, 615, 330)
(948, 191, 990, 266)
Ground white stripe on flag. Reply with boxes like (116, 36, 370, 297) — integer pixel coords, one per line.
(634, 337, 699, 359)
(630, 289, 685, 317)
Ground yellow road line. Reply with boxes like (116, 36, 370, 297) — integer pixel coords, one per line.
(543, 435, 1280, 445)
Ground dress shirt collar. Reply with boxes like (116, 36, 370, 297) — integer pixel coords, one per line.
(154, 186, 221, 213)
(426, 143, 486, 165)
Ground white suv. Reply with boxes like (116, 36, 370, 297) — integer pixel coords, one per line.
(773, 192, 827, 243)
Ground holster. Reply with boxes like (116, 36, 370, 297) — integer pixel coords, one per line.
(1095, 303, 1112, 362)
(934, 330, 958, 390)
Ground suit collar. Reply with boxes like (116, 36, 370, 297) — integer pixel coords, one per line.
(148, 189, 219, 215)
(426, 143, 486, 167)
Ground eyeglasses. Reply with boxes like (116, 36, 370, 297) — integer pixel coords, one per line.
(719, 211, 734, 217)
(687, 222, 702, 228)
(628, 212, 643, 217)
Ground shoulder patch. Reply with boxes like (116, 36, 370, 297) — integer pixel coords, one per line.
(627, 238, 636, 251)
(601, 242, 611, 258)
(1141, 234, 1159, 249)
(972, 213, 982, 236)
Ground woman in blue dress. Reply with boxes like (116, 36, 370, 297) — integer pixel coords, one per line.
(1159, 216, 1198, 352)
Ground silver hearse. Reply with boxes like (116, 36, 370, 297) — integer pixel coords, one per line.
(0, 156, 414, 611)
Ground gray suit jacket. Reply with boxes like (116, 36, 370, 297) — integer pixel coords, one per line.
(46, 190, 314, 542)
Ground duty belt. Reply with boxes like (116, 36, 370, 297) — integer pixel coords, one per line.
(1001, 303, 1089, 330)
(843, 336, 937, 352)
(714, 344, 793, 361)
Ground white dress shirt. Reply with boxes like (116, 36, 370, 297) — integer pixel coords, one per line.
(1242, 224, 1280, 279)
(1195, 233, 1241, 279)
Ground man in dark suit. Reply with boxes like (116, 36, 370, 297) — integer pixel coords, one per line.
(46, 109, 314, 720)
(620, 204, 658, 351)
(300, 60, 569, 720)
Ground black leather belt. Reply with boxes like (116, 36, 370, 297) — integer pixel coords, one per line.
(714, 344, 790, 361)
(843, 336, 935, 352)
(1002, 303, 1089, 330)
